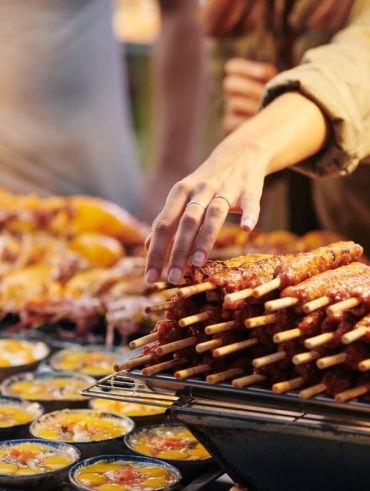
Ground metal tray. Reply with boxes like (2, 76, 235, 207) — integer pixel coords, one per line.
(112, 347, 370, 418)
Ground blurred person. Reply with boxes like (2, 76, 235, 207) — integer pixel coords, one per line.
(145, 0, 370, 284)
(0, 0, 140, 212)
(139, 0, 206, 222)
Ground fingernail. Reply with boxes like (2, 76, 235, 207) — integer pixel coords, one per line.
(146, 268, 158, 283)
(168, 267, 182, 284)
(192, 251, 206, 266)
(242, 217, 254, 231)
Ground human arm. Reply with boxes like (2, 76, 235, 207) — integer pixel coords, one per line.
(139, 0, 206, 223)
(145, 91, 328, 284)
(146, 1, 370, 284)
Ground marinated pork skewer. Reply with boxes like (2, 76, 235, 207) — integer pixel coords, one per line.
(252, 241, 363, 298)
(265, 262, 370, 314)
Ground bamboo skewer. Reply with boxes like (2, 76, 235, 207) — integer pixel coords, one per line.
(142, 357, 186, 376)
(232, 373, 266, 389)
(156, 337, 197, 356)
(299, 383, 327, 399)
(304, 332, 335, 350)
(272, 377, 304, 394)
(273, 328, 301, 344)
(151, 281, 169, 291)
(213, 338, 258, 358)
(292, 351, 320, 365)
(224, 288, 253, 303)
(179, 311, 211, 327)
(335, 385, 369, 403)
(176, 282, 215, 298)
(159, 286, 181, 298)
(206, 367, 245, 384)
(196, 338, 223, 353)
(114, 354, 153, 372)
(205, 321, 236, 335)
(129, 332, 159, 349)
(316, 352, 347, 369)
(252, 351, 286, 369)
(245, 313, 277, 329)
(145, 301, 174, 314)
(302, 296, 331, 314)
(252, 278, 281, 298)
(175, 363, 211, 380)
(326, 297, 361, 316)
(264, 297, 298, 311)
(342, 327, 369, 345)
(358, 358, 370, 372)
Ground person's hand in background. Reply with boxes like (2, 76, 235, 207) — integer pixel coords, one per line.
(223, 58, 277, 133)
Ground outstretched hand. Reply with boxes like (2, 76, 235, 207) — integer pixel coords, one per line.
(145, 92, 328, 285)
(145, 136, 271, 284)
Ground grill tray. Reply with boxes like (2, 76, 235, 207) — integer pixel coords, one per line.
(104, 347, 370, 418)
(81, 349, 370, 491)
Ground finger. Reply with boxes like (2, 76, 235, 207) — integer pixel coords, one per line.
(240, 176, 264, 232)
(224, 113, 249, 133)
(223, 74, 263, 99)
(227, 95, 260, 116)
(144, 233, 152, 252)
(167, 184, 217, 283)
(145, 181, 190, 282)
(191, 194, 233, 267)
(225, 58, 277, 82)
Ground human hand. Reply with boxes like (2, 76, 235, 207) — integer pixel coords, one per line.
(223, 58, 277, 133)
(145, 135, 272, 284)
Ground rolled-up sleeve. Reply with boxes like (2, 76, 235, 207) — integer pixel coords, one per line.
(261, 2, 370, 178)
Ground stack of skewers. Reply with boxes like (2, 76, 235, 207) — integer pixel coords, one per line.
(116, 241, 370, 404)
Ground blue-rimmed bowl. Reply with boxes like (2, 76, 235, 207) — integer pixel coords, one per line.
(1, 371, 95, 412)
(49, 345, 123, 379)
(0, 340, 50, 382)
(89, 396, 167, 427)
(0, 438, 80, 490)
(30, 409, 135, 459)
(69, 454, 182, 491)
(0, 396, 44, 440)
(125, 423, 214, 478)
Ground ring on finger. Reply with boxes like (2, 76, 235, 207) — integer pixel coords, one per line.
(186, 200, 207, 211)
(213, 194, 231, 208)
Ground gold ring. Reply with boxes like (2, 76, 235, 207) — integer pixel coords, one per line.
(213, 195, 231, 208)
(186, 200, 207, 211)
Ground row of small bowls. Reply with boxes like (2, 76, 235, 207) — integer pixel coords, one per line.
(0, 439, 182, 490)
(0, 419, 213, 490)
(0, 338, 123, 383)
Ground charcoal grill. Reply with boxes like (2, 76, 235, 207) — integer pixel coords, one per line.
(81, 349, 370, 491)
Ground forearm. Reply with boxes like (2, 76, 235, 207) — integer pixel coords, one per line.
(155, 0, 205, 173)
(219, 91, 329, 174)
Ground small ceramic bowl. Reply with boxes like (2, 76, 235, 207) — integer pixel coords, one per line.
(0, 339, 50, 382)
(1, 371, 95, 412)
(125, 424, 214, 479)
(89, 395, 168, 427)
(0, 396, 44, 440)
(30, 409, 135, 459)
(49, 345, 121, 379)
(0, 438, 80, 490)
(69, 454, 182, 491)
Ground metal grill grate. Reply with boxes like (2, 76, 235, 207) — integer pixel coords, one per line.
(81, 366, 370, 421)
(81, 371, 180, 408)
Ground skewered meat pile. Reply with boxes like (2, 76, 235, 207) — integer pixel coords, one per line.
(119, 241, 370, 404)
